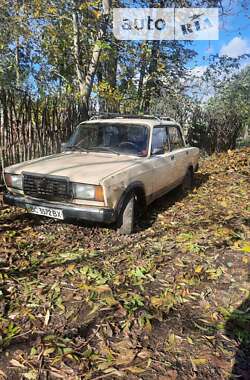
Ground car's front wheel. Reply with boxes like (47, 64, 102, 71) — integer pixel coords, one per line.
(181, 168, 194, 193)
(117, 192, 135, 235)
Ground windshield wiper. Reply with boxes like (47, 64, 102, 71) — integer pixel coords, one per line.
(88, 146, 120, 155)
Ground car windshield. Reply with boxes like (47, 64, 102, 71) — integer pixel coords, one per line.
(66, 123, 149, 157)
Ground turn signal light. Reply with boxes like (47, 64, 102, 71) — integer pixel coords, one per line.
(95, 186, 104, 202)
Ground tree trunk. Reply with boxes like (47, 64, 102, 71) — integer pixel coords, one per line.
(143, 41, 160, 113)
(137, 45, 147, 112)
(72, 8, 85, 95)
(72, 0, 112, 118)
(15, 38, 20, 88)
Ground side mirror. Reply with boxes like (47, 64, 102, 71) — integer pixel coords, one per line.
(152, 147, 164, 155)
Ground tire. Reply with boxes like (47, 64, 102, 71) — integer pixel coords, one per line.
(181, 168, 194, 193)
(117, 192, 135, 235)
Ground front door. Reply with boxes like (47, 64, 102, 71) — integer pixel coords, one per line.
(167, 125, 187, 184)
(149, 125, 177, 200)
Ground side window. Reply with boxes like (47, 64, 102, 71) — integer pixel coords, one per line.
(151, 127, 169, 155)
(168, 126, 184, 150)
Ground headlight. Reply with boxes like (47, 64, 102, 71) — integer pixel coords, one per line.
(73, 183, 104, 202)
(4, 173, 23, 190)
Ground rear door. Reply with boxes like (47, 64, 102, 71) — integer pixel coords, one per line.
(167, 125, 187, 184)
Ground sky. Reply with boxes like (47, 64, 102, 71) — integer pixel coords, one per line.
(190, 0, 250, 72)
(26, 0, 250, 95)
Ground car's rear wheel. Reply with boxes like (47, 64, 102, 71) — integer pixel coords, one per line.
(117, 193, 135, 235)
(182, 168, 194, 193)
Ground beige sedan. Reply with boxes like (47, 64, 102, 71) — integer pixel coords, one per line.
(3, 115, 199, 234)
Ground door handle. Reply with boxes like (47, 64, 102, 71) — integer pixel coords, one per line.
(171, 155, 175, 160)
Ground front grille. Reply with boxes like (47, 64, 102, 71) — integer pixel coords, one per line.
(23, 173, 71, 201)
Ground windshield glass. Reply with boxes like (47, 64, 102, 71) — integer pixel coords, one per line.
(67, 123, 149, 157)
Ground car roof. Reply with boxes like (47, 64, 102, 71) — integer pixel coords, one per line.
(82, 117, 180, 129)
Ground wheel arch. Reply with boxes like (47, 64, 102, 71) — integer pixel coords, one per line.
(187, 164, 194, 174)
(116, 181, 147, 216)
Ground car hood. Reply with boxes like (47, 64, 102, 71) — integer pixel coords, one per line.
(6, 152, 139, 184)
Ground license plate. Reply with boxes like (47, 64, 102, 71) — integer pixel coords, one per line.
(28, 205, 64, 220)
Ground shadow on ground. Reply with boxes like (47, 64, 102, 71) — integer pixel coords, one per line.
(225, 273, 250, 380)
(136, 172, 209, 231)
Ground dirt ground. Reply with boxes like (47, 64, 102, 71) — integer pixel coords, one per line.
(0, 148, 249, 380)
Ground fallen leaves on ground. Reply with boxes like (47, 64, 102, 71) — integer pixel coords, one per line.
(0, 148, 249, 380)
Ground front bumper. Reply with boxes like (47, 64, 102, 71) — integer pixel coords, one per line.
(3, 193, 116, 224)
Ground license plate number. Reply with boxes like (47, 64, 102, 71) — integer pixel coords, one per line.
(28, 206, 64, 220)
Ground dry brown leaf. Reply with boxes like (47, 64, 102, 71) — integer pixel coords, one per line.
(9, 359, 26, 368)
